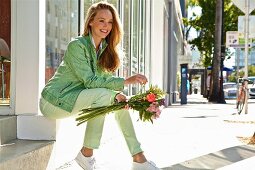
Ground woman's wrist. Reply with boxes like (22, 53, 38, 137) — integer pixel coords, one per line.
(124, 79, 129, 86)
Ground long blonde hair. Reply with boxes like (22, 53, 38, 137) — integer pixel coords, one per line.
(83, 1, 123, 72)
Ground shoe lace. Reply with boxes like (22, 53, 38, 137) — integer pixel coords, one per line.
(89, 157, 96, 166)
(148, 161, 159, 169)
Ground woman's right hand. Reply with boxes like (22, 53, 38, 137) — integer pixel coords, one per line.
(124, 74, 148, 86)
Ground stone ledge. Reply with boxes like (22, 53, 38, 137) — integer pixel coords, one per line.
(0, 139, 54, 170)
(0, 116, 17, 145)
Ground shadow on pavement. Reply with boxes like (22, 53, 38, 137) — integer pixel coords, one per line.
(162, 145, 255, 170)
(181, 116, 218, 119)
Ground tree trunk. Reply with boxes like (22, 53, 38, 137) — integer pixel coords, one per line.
(209, 0, 222, 102)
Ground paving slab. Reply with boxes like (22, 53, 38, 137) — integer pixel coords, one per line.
(162, 145, 255, 170)
(55, 94, 255, 170)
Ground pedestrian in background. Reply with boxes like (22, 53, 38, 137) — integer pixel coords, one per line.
(206, 73, 211, 98)
(39, 1, 160, 170)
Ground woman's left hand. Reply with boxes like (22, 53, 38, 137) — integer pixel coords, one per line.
(115, 93, 130, 110)
(115, 93, 127, 103)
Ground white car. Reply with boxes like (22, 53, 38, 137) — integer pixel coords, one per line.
(223, 82, 237, 99)
(248, 77, 255, 99)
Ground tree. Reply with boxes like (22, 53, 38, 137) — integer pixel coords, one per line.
(186, 0, 255, 145)
(184, 0, 245, 102)
(209, 0, 222, 102)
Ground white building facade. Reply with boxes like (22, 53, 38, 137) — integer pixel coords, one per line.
(0, 0, 186, 168)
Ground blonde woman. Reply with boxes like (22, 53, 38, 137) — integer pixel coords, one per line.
(40, 1, 160, 170)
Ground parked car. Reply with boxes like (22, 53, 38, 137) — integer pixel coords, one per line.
(248, 77, 255, 99)
(223, 82, 237, 99)
(238, 77, 255, 99)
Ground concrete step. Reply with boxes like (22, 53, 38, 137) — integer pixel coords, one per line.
(0, 116, 17, 145)
(0, 139, 54, 170)
(217, 156, 255, 170)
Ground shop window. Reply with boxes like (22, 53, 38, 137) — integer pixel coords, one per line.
(83, 0, 148, 95)
(45, 0, 79, 83)
(0, 0, 11, 105)
(139, 0, 145, 76)
(130, 0, 147, 95)
(119, 0, 131, 95)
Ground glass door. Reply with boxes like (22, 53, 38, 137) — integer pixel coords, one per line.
(45, 0, 79, 83)
(0, 0, 11, 107)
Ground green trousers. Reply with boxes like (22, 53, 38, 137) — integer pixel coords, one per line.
(40, 88, 142, 156)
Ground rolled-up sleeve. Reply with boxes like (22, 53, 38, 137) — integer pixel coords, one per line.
(64, 40, 124, 91)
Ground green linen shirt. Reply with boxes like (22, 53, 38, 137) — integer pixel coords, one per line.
(41, 34, 125, 112)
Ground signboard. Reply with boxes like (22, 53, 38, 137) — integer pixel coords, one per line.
(232, 0, 255, 14)
(238, 16, 255, 38)
(226, 31, 255, 48)
(229, 44, 253, 48)
(226, 31, 239, 47)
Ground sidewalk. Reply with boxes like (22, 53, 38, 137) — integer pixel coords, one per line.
(57, 94, 255, 170)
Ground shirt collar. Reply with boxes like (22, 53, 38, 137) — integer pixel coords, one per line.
(88, 31, 108, 57)
(90, 34, 103, 53)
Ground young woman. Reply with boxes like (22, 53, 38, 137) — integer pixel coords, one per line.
(40, 1, 160, 170)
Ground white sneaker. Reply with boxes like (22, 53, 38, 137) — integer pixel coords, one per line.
(75, 151, 96, 170)
(131, 161, 161, 170)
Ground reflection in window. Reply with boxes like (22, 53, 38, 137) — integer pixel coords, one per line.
(75, 0, 149, 96)
(120, 0, 131, 95)
(45, 0, 79, 83)
(130, 0, 138, 95)
(0, 38, 11, 105)
(139, 0, 145, 75)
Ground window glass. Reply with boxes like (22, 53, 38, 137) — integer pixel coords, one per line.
(0, 0, 11, 105)
(118, 0, 130, 95)
(107, 0, 118, 6)
(0, 38, 10, 105)
(45, 0, 79, 83)
(130, 0, 139, 95)
(86, 0, 148, 96)
(139, 0, 145, 75)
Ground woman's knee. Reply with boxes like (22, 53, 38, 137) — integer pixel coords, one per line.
(40, 97, 70, 119)
(90, 88, 116, 106)
(98, 88, 115, 99)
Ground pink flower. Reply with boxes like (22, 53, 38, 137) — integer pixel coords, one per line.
(152, 111, 161, 119)
(146, 93, 156, 102)
(146, 102, 162, 119)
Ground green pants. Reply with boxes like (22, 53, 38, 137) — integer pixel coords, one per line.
(40, 88, 142, 156)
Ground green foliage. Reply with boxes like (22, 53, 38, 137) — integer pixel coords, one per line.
(184, 0, 244, 67)
(228, 71, 244, 82)
(249, 65, 255, 76)
(176, 72, 181, 90)
(76, 85, 166, 125)
(228, 66, 255, 82)
(130, 85, 166, 102)
(228, 74, 236, 82)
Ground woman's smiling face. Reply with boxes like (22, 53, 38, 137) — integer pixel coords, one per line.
(89, 9, 113, 42)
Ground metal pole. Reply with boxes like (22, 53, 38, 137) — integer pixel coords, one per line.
(1, 58, 5, 100)
(244, 0, 249, 114)
(236, 48, 240, 105)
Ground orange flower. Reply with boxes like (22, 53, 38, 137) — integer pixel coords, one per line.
(146, 93, 156, 102)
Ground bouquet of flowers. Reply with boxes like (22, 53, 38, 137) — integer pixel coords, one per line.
(76, 85, 166, 126)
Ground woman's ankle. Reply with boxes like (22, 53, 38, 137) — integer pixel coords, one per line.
(133, 152, 147, 163)
(81, 147, 93, 157)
